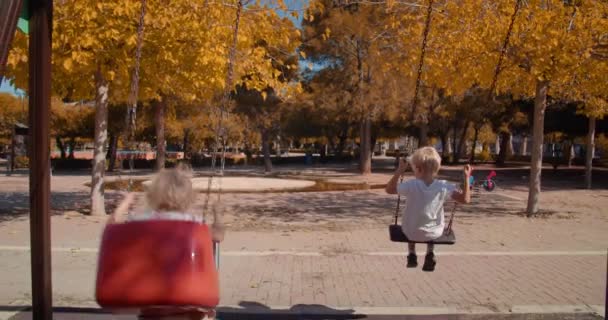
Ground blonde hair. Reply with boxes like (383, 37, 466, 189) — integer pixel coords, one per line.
(410, 146, 441, 176)
(146, 164, 195, 212)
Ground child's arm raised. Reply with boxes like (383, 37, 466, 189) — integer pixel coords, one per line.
(386, 158, 408, 194)
(451, 165, 472, 204)
(108, 192, 136, 224)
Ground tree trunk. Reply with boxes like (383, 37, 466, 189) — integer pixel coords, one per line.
(418, 122, 429, 147)
(495, 135, 501, 155)
(507, 133, 514, 157)
(370, 133, 378, 155)
(155, 98, 166, 171)
(244, 142, 253, 165)
(496, 131, 510, 166)
(261, 130, 272, 173)
(359, 115, 372, 175)
(183, 128, 191, 159)
(456, 122, 469, 163)
(520, 135, 528, 156)
(440, 134, 447, 159)
(327, 137, 335, 155)
(68, 138, 76, 159)
(585, 116, 596, 189)
(107, 134, 118, 172)
(470, 126, 480, 163)
(9, 132, 15, 172)
(567, 141, 574, 167)
(452, 127, 459, 164)
(526, 80, 549, 215)
(336, 131, 347, 158)
(91, 71, 109, 216)
(56, 137, 66, 159)
(275, 138, 281, 157)
(320, 143, 328, 163)
(446, 136, 452, 155)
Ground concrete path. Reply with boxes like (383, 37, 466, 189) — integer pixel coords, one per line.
(1, 307, 604, 320)
(0, 248, 604, 312)
(0, 168, 606, 319)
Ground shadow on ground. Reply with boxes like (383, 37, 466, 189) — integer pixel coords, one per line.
(0, 305, 602, 320)
(2, 163, 604, 226)
(223, 189, 534, 232)
(0, 187, 566, 228)
(0, 192, 122, 224)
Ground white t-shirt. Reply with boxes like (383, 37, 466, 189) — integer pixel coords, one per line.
(127, 210, 205, 223)
(397, 179, 457, 241)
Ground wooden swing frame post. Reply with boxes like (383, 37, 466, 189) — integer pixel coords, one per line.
(28, 0, 54, 318)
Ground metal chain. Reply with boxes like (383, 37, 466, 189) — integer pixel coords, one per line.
(487, 0, 521, 101)
(126, 0, 146, 141)
(123, 0, 146, 192)
(444, 202, 457, 234)
(410, 0, 434, 121)
(203, 0, 242, 222)
(393, 176, 404, 224)
(217, 136, 227, 203)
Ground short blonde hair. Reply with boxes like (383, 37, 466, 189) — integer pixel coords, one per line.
(146, 164, 195, 212)
(410, 147, 441, 176)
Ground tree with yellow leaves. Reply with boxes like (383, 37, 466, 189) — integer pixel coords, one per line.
(233, 2, 301, 172)
(0, 93, 26, 149)
(303, 0, 407, 174)
(554, 54, 608, 189)
(494, 0, 608, 214)
(7, 0, 144, 215)
(139, 0, 238, 170)
(6, 0, 240, 214)
(51, 100, 95, 159)
(384, 0, 509, 147)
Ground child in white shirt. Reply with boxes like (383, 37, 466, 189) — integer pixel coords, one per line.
(386, 147, 471, 271)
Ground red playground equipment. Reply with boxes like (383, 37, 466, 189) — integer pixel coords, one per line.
(95, 220, 220, 316)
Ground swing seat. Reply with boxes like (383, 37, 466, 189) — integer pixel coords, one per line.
(389, 224, 456, 245)
(95, 220, 220, 312)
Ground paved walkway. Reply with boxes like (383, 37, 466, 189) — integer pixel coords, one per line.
(2, 307, 604, 320)
(0, 168, 606, 319)
(0, 248, 605, 311)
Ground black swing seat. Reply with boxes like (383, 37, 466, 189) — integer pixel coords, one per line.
(389, 224, 456, 245)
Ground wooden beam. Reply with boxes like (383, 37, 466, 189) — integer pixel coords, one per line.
(28, 0, 53, 319)
(0, 0, 23, 82)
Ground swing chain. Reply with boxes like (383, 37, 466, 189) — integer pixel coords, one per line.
(444, 202, 457, 234)
(394, 176, 404, 225)
(410, 0, 434, 121)
(487, 0, 521, 102)
(119, 0, 146, 194)
(203, 0, 243, 222)
(127, 154, 134, 192)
